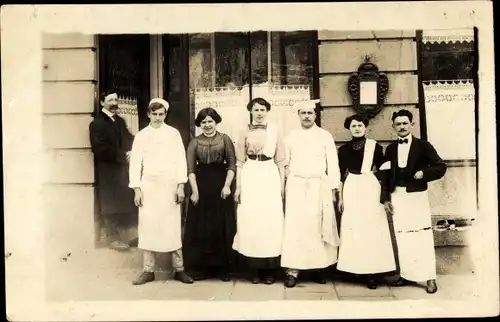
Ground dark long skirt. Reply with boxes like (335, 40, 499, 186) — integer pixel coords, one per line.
(183, 163, 237, 272)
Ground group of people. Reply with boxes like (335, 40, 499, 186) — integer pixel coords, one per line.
(90, 90, 447, 295)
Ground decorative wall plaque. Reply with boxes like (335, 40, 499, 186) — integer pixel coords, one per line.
(347, 56, 389, 119)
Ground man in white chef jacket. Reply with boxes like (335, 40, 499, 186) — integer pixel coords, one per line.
(281, 99, 341, 288)
(129, 98, 194, 285)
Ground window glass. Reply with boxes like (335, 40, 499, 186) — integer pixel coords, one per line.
(189, 31, 316, 141)
(189, 33, 250, 143)
(251, 31, 315, 138)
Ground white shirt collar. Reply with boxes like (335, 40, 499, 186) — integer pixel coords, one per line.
(101, 108, 116, 121)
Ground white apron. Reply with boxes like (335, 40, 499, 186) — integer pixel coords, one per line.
(138, 173, 182, 253)
(281, 175, 339, 269)
(337, 139, 396, 274)
(232, 159, 284, 257)
(392, 187, 436, 282)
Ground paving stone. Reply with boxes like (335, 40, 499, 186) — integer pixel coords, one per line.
(320, 292, 341, 301)
(154, 280, 234, 301)
(230, 280, 285, 301)
(339, 296, 396, 301)
(334, 280, 393, 298)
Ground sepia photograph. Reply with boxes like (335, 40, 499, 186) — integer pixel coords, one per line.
(2, 2, 498, 320)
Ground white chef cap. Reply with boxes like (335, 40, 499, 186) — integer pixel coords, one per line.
(295, 99, 320, 113)
(148, 98, 170, 111)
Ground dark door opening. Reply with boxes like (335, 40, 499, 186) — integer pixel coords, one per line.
(96, 34, 151, 246)
(163, 34, 191, 148)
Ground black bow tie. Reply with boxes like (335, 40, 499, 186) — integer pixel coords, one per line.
(398, 138, 409, 144)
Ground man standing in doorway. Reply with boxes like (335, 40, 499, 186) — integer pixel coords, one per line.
(281, 99, 341, 288)
(380, 109, 447, 294)
(129, 98, 194, 285)
(89, 90, 137, 251)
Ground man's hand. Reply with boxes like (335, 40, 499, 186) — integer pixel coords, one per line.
(126, 151, 132, 162)
(234, 188, 241, 204)
(134, 188, 144, 207)
(384, 201, 394, 216)
(414, 170, 424, 180)
(176, 186, 185, 204)
(221, 185, 231, 200)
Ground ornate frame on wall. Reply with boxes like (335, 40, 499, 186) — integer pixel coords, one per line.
(347, 56, 389, 119)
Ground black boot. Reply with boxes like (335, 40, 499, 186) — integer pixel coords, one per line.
(250, 270, 260, 284)
(132, 271, 155, 285)
(366, 277, 378, 290)
(174, 271, 194, 284)
(264, 269, 276, 285)
(284, 275, 298, 288)
(218, 268, 231, 282)
(311, 270, 327, 284)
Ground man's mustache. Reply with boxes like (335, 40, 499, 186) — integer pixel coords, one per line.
(109, 104, 119, 109)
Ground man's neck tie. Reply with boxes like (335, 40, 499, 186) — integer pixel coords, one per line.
(398, 138, 409, 144)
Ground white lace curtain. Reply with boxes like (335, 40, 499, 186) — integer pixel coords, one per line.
(192, 84, 312, 143)
(423, 80, 476, 161)
(422, 29, 474, 44)
(116, 96, 139, 135)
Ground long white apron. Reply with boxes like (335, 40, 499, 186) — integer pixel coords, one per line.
(336, 173, 396, 274)
(337, 139, 396, 274)
(232, 159, 284, 258)
(392, 187, 436, 282)
(138, 173, 182, 253)
(281, 175, 338, 269)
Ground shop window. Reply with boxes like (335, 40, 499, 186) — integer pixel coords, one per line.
(188, 31, 316, 142)
(421, 40, 475, 81)
(419, 29, 477, 162)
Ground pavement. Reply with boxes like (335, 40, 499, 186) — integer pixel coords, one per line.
(43, 248, 480, 302)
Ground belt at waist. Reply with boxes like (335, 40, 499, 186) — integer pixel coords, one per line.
(248, 154, 272, 161)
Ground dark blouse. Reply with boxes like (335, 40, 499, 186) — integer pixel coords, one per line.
(186, 132, 237, 174)
(338, 137, 384, 182)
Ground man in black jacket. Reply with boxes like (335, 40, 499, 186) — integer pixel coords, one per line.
(380, 109, 447, 294)
(89, 90, 138, 251)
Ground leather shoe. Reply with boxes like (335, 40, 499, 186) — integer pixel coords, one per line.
(219, 273, 231, 282)
(312, 273, 327, 284)
(174, 271, 194, 284)
(426, 279, 438, 294)
(191, 272, 207, 281)
(389, 277, 417, 287)
(264, 275, 275, 285)
(132, 272, 155, 285)
(128, 237, 139, 248)
(284, 275, 298, 288)
(367, 279, 378, 290)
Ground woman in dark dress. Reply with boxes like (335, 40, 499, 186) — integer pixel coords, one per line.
(336, 114, 396, 289)
(183, 107, 237, 282)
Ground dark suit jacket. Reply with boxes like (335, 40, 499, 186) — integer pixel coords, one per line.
(89, 111, 136, 215)
(380, 136, 447, 203)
